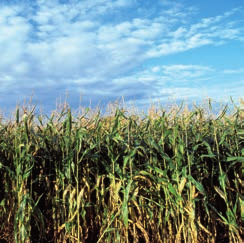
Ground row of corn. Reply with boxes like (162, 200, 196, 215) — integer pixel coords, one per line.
(0, 99, 243, 242)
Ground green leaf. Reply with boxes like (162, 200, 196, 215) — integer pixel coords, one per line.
(104, 228, 116, 233)
(121, 180, 132, 228)
(147, 165, 165, 176)
(187, 175, 206, 196)
(227, 156, 244, 162)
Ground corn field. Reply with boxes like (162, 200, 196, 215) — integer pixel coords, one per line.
(0, 99, 243, 243)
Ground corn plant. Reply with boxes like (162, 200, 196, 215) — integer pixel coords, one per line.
(0, 98, 243, 242)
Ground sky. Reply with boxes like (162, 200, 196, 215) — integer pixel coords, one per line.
(0, 0, 244, 116)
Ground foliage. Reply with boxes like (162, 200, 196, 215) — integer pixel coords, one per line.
(0, 99, 243, 242)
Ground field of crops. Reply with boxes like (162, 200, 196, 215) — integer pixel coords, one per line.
(0, 99, 243, 243)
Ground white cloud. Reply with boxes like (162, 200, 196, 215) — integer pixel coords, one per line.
(94, 63, 243, 108)
(169, 27, 187, 39)
(0, 1, 243, 112)
(161, 65, 214, 78)
(146, 7, 244, 58)
(223, 68, 244, 74)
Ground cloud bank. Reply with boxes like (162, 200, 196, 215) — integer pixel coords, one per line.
(0, 0, 243, 113)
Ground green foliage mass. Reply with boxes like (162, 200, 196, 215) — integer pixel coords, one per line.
(0, 100, 243, 242)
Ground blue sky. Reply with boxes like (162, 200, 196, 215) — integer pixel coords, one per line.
(0, 0, 243, 115)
